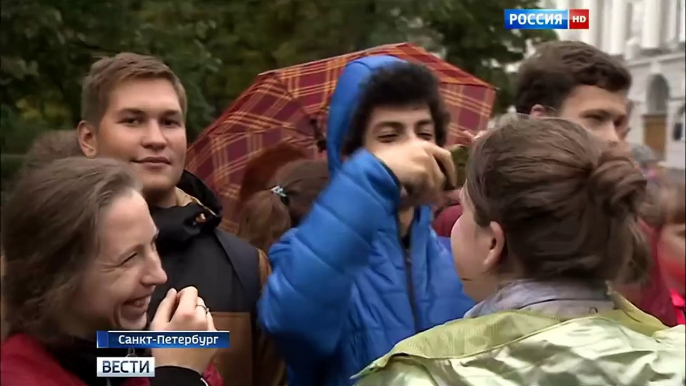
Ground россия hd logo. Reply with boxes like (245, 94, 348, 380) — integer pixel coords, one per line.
(504, 9, 589, 30)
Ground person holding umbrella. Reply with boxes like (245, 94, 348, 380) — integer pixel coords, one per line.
(259, 57, 475, 386)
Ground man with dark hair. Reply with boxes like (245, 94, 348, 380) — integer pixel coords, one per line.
(515, 42, 679, 327)
(76, 53, 284, 386)
(259, 57, 475, 386)
(515, 40, 632, 142)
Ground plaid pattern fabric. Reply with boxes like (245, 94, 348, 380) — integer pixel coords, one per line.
(186, 42, 496, 232)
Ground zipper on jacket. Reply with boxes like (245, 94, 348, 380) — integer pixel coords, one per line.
(403, 247, 420, 333)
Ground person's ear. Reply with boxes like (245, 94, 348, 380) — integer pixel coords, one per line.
(77, 121, 98, 158)
(483, 221, 505, 271)
(529, 104, 548, 118)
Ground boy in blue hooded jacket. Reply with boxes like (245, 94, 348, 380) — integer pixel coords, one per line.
(258, 56, 475, 386)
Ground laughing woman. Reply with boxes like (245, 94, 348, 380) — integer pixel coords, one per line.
(355, 118, 685, 386)
(0, 157, 222, 386)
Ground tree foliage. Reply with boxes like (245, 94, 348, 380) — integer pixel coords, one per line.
(420, 0, 556, 113)
(0, 0, 555, 159)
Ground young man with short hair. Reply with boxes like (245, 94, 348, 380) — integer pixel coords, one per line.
(76, 53, 284, 386)
(259, 56, 475, 386)
(515, 41, 678, 327)
(515, 40, 632, 143)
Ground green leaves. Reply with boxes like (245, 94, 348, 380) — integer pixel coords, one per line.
(0, 0, 556, 156)
(1, 57, 39, 81)
(416, 0, 556, 113)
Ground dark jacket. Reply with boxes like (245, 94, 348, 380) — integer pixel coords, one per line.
(148, 171, 285, 386)
(0, 333, 223, 386)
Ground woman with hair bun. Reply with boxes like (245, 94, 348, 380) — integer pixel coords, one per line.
(237, 159, 330, 253)
(355, 118, 685, 385)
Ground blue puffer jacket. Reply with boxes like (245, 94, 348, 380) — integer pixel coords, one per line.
(258, 56, 475, 386)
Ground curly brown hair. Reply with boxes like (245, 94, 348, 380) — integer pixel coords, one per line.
(515, 41, 632, 114)
(343, 61, 449, 156)
(466, 118, 649, 284)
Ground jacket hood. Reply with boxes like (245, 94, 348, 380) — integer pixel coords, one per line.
(326, 55, 406, 175)
(176, 170, 224, 216)
(150, 170, 223, 253)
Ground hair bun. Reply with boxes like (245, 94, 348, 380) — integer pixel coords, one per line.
(588, 143, 646, 217)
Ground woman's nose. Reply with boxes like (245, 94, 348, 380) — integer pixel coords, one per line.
(143, 251, 167, 286)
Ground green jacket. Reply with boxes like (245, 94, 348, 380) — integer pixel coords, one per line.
(355, 299, 685, 386)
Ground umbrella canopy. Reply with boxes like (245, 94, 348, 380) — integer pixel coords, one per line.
(186, 42, 496, 232)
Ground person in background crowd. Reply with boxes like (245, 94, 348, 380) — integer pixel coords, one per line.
(22, 130, 83, 171)
(432, 189, 463, 254)
(1, 129, 82, 206)
(237, 159, 329, 253)
(432, 132, 489, 251)
(630, 143, 661, 184)
(516, 41, 630, 143)
(259, 57, 475, 386)
(237, 143, 309, 210)
(514, 40, 677, 326)
(75, 53, 284, 386)
(644, 178, 686, 324)
(1, 157, 222, 386)
(1, 129, 84, 341)
(355, 118, 686, 386)
(433, 189, 462, 236)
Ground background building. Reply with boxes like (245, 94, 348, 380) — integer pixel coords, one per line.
(526, 0, 685, 171)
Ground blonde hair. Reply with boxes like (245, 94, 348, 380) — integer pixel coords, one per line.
(81, 53, 187, 125)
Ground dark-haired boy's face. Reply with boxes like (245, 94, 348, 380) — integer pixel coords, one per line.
(362, 105, 436, 154)
(531, 85, 628, 143)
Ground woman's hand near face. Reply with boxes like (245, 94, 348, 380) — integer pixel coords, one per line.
(150, 287, 218, 374)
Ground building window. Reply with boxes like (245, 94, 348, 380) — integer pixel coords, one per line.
(647, 75, 670, 114)
(674, 122, 684, 141)
(674, 106, 686, 142)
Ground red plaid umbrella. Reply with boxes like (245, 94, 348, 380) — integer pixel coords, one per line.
(186, 42, 496, 232)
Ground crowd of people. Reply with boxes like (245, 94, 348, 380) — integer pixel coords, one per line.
(0, 39, 684, 386)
